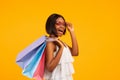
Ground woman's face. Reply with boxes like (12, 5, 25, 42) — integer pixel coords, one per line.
(55, 17, 66, 37)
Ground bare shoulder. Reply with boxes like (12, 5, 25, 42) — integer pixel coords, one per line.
(46, 41, 56, 53)
(46, 41, 55, 48)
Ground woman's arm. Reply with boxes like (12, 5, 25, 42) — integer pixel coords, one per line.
(45, 39, 64, 72)
(66, 22, 79, 56)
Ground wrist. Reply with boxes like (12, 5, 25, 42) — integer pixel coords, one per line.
(68, 28, 74, 32)
(69, 29, 74, 34)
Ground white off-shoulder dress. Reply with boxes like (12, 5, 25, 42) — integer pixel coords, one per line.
(44, 43, 74, 80)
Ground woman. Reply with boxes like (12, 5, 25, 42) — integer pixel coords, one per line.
(44, 13, 79, 80)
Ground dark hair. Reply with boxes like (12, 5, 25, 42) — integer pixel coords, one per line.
(45, 13, 66, 36)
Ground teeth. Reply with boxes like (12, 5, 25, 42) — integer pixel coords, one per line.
(58, 30, 63, 32)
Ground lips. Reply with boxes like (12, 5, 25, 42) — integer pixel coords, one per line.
(57, 29, 64, 35)
(58, 29, 64, 33)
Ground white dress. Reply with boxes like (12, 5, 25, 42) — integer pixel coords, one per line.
(44, 44, 74, 80)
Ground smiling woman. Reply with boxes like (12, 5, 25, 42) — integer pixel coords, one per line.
(16, 13, 79, 80)
(44, 13, 79, 80)
(55, 17, 66, 37)
(45, 13, 67, 37)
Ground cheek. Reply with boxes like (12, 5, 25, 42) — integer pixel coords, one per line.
(55, 25, 60, 29)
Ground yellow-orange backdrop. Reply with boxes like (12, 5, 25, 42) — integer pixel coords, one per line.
(0, 0, 120, 80)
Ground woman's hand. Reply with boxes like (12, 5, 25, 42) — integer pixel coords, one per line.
(66, 22, 74, 32)
(47, 37, 64, 48)
(54, 38, 64, 48)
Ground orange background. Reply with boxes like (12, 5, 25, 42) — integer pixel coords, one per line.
(0, 0, 120, 80)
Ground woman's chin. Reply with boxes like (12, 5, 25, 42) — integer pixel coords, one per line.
(57, 33, 63, 37)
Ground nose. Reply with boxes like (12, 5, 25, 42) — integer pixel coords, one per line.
(59, 24, 66, 29)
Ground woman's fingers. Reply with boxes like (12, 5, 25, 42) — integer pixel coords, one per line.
(47, 37, 64, 48)
(66, 22, 74, 31)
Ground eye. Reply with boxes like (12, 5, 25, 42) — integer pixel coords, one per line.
(55, 22, 66, 26)
(55, 22, 61, 25)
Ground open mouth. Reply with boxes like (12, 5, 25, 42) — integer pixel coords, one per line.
(58, 29, 64, 33)
(57, 29, 64, 34)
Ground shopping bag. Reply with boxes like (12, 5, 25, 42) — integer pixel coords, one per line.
(16, 35, 55, 79)
(22, 42, 46, 78)
(16, 35, 46, 69)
